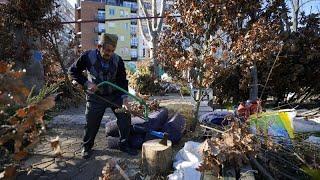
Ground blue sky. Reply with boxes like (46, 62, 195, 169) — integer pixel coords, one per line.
(67, 0, 77, 6)
(299, 0, 320, 14)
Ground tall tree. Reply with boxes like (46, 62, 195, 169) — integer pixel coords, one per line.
(158, 0, 284, 129)
(137, 0, 166, 77)
(0, 0, 62, 91)
(291, 0, 300, 32)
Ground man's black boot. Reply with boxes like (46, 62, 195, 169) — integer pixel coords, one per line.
(81, 148, 92, 159)
(119, 141, 138, 156)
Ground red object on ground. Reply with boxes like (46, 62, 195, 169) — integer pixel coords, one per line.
(237, 100, 262, 121)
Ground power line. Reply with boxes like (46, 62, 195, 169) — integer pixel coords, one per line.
(61, 15, 180, 24)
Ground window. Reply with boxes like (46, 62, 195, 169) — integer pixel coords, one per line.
(125, 23, 129, 30)
(98, 10, 105, 17)
(120, 36, 125, 41)
(131, 37, 138, 46)
(98, 23, 105, 33)
(120, 10, 124, 17)
(131, 49, 138, 58)
(94, 39, 99, 45)
(123, 1, 137, 11)
(130, 26, 136, 33)
(109, 8, 115, 16)
(143, 2, 151, 9)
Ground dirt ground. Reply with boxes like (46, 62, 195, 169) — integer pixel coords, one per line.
(15, 94, 208, 180)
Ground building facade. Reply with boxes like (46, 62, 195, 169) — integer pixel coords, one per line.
(75, 1, 105, 50)
(58, 0, 75, 44)
(75, 0, 139, 61)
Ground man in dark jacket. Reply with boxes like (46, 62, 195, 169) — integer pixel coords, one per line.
(68, 33, 137, 158)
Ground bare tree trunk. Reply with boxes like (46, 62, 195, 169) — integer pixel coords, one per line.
(151, 33, 160, 78)
(249, 63, 258, 101)
(291, 0, 299, 32)
(137, 0, 166, 78)
(193, 98, 201, 131)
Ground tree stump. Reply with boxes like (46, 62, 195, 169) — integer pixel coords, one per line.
(141, 139, 172, 175)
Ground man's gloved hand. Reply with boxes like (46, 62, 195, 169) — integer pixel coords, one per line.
(85, 81, 97, 93)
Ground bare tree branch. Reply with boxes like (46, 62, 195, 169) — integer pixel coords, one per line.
(157, 0, 166, 33)
(138, 18, 152, 43)
(152, 0, 157, 31)
(137, 0, 153, 39)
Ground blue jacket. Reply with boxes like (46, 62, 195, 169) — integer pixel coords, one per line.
(68, 49, 128, 98)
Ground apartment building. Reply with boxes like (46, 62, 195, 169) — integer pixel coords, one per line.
(75, 0, 139, 61)
(57, 0, 75, 44)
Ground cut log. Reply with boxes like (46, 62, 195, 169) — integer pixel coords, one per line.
(141, 139, 172, 175)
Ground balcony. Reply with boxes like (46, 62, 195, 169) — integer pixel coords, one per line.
(94, 39, 99, 45)
(131, 57, 138, 61)
(130, 7, 138, 13)
(131, 19, 137, 25)
(130, 30, 137, 36)
(94, 27, 105, 34)
(96, 15, 105, 22)
(131, 43, 138, 49)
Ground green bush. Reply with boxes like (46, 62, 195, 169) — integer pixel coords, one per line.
(135, 74, 161, 95)
(128, 60, 162, 95)
(180, 86, 191, 96)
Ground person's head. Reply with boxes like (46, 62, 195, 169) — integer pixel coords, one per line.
(97, 33, 118, 60)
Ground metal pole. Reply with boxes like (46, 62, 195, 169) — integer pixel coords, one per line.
(61, 15, 181, 24)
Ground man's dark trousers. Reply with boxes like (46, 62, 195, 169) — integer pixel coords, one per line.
(83, 94, 131, 151)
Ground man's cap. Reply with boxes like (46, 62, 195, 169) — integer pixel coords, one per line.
(99, 33, 118, 47)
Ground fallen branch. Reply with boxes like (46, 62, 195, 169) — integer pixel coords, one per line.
(248, 155, 275, 180)
(200, 124, 225, 134)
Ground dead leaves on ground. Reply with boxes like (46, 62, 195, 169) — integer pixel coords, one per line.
(50, 136, 62, 156)
(198, 118, 262, 176)
(0, 166, 16, 180)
